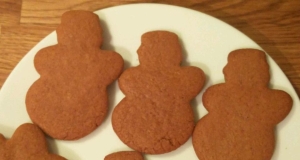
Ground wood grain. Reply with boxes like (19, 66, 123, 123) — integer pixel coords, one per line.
(0, 0, 299, 96)
(0, 0, 22, 26)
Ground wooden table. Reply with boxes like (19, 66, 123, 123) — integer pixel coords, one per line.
(0, 0, 299, 96)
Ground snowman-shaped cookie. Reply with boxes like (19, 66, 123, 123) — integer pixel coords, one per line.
(26, 10, 123, 140)
(112, 31, 205, 154)
(192, 49, 292, 160)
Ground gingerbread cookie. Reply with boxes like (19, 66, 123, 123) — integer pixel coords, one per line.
(104, 151, 144, 160)
(112, 31, 205, 154)
(26, 10, 124, 140)
(0, 123, 66, 160)
(192, 49, 293, 160)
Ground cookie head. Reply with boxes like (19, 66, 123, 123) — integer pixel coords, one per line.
(56, 10, 102, 47)
(137, 31, 182, 67)
(0, 123, 66, 160)
(223, 49, 270, 87)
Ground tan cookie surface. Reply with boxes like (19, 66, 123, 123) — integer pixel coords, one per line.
(112, 31, 205, 154)
(26, 10, 124, 140)
(0, 123, 66, 160)
(104, 151, 144, 160)
(192, 49, 293, 160)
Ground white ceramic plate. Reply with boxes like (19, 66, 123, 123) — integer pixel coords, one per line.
(0, 3, 299, 160)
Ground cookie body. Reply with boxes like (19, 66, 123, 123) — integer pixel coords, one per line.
(25, 10, 124, 140)
(0, 123, 66, 160)
(104, 151, 144, 160)
(112, 31, 205, 154)
(192, 49, 293, 160)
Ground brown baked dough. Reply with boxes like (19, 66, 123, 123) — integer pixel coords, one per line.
(192, 49, 293, 160)
(112, 31, 205, 154)
(26, 10, 124, 140)
(0, 123, 66, 160)
(104, 151, 144, 160)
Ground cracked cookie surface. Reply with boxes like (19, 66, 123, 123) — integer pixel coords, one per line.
(112, 31, 205, 154)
